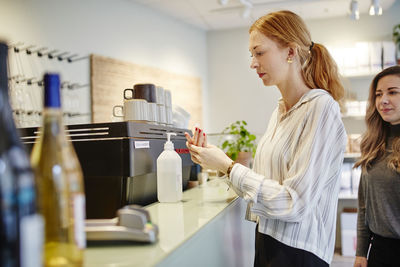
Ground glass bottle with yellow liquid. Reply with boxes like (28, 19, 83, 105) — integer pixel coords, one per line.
(31, 73, 86, 267)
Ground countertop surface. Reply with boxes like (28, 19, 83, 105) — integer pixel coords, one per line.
(84, 178, 238, 267)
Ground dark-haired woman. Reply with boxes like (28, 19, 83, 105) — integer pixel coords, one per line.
(354, 65, 400, 267)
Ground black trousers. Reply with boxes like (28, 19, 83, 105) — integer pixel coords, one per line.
(368, 232, 400, 267)
(254, 225, 328, 267)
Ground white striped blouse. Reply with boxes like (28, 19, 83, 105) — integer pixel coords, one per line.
(229, 89, 347, 264)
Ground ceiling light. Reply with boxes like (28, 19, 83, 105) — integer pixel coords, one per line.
(219, 0, 229, 5)
(239, 0, 253, 19)
(369, 0, 382, 16)
(350, 0, 360, 20)
(241, 6, 252, 18)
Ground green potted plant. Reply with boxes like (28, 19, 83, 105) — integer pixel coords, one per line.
(393, 23, 400, 64)
(221, 120, 257, 167)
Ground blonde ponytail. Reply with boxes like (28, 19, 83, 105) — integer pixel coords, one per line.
(303, 43, 344, 101)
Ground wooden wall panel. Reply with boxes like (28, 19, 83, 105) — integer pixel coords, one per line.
(90, 54, 202, 129)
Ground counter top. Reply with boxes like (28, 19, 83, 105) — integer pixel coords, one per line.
(84, 178, 239, 267)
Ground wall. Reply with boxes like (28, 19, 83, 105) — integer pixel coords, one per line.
(0, 0, 208, 127)
(207, 0, 400, 135)
(2, 0, 400, 133)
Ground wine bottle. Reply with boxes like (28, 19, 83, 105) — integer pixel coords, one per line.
(0, 41, 44, 267)
(31, 73, 86, 267)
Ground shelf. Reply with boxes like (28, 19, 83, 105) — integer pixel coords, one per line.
(342, 115, 365, 120)
(343, 73, 376, 79)
(343, 153, 360, 163)
(344, 153, 361, 159)
(338, 192, 358, 200)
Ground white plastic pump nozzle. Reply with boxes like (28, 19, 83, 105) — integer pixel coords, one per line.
(164, 132, 177, 150)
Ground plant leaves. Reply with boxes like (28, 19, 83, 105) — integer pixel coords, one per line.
(219, 120, 257, 158)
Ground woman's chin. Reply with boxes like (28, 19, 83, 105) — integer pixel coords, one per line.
(262, 80, 273, 86)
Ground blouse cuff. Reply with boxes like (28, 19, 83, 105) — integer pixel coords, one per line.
(230, 163, 264, 204)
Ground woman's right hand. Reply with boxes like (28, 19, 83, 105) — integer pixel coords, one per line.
(353, 256, 367, 267)
(185, 127, 207, 147)
(184, 127, 232, 173)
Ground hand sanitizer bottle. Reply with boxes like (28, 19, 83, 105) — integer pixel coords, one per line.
(157, 133, 183, 202)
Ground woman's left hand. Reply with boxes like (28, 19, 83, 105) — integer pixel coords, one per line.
(189, 143, 233, 173)
(186, 144, 232, 175)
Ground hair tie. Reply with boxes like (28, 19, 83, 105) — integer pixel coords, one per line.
(309, 41, 314, 51)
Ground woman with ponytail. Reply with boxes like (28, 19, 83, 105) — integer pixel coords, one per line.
(353, 66, 400, 267)
(185, 10, 346, 267)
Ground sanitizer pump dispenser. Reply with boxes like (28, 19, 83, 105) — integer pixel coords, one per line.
(156, 132, 183, 202)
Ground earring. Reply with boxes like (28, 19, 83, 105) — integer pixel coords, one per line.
(287, 57, 293, 64)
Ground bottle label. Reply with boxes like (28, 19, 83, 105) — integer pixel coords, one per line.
(73, 194, 86, 249)
(20, 214, 44, 267)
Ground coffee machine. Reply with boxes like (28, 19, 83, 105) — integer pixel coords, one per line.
(19, 121, 194, 219)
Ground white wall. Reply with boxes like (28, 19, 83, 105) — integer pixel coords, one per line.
(0, 0, 208, 126)
(2, 0, 400, 133)
(207, 1, 400, 135)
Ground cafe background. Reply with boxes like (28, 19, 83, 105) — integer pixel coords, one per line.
(1, 0, 400, 261)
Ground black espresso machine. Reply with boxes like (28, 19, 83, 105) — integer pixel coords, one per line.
(19, 121, 195, 219)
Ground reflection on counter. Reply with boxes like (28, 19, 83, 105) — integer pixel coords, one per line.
(157, 203, 184, 251)
(84, 178, 255, 267)
(197, 179, 230, 227)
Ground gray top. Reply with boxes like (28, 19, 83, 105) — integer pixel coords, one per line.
(356, 124, 400, 257)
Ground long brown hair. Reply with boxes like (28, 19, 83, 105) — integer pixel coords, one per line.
(354, 65, 400, 172)
(249, 10, 344, 101)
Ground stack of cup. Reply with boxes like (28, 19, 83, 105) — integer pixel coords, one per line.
(172, 105, 190, 129)
(126, 83, 159, 125)
(164, 90, 173, 127)
(156, 86, 167, 126)
(113, 83, 173, 125)
(112, 98, 149, 122)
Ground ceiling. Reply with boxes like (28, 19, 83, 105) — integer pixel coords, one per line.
(127, 0, 396, 30)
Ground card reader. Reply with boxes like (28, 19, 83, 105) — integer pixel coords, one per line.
(85, 205, 158, 243)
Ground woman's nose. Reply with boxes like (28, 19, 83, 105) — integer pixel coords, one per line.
(381, 95, 389, 105)
(250, 57, 258, 69)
